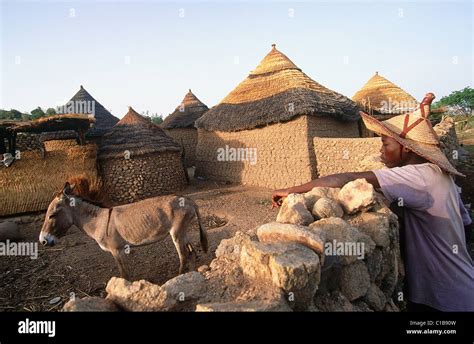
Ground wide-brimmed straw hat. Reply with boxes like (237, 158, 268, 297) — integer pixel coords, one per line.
(360, 93, 464, 177)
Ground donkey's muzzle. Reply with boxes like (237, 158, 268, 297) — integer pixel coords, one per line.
(39, 232, 56, 246)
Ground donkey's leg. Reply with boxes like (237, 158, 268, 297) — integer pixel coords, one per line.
(170, 230, 189, 275)
(110, 248, 129, 280)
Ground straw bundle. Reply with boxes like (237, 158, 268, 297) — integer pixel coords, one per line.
(0, 145, 98, 216)
(196, 44, 359, 132)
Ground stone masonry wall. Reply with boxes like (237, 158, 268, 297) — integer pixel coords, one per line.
(99, 152, 187, 205)
(15, 133, 42, 151)
(165, 128, 198, 167)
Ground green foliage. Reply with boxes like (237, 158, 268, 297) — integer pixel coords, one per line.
(433, 87, 473, 116)
(142, 111, 163, 125)
(0, 109, 29, 120)
(45, 107, 57, 116)
(30, 107, 46, 120)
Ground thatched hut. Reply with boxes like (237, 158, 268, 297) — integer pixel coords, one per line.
(58, 85, 119, 141)
(98, 107, 187, 205)
(162, 89, 209, 167)
(353, 72, 418, 136)
(195, 44, 360, 189)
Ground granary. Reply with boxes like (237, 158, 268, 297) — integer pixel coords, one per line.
(58, 85, 119, 141)
(162, 89, 209, 167)
(98, 107, 187, 205)
(353, 72, 418, 136)
(195, 44, 360, 189)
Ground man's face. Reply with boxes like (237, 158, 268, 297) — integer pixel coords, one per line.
(380, 135, 403, 168)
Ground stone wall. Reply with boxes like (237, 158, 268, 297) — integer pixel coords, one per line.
(165, 128, 198, 167)
(15, 133, 42, 151)
(99, 151, 187, 205)
(433, 116, 460, 166)
(313, 137, 384, 176)
(44, 139, 78, 152)
(196, 116, 314, 189)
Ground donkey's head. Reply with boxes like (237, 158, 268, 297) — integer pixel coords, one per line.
(39, 182, 77, 246)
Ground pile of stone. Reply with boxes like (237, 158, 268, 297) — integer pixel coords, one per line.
(63, 179, 404, 312)
(433, 116, 462, 166)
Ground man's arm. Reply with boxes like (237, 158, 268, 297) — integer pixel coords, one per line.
(271, 171, 380, 208)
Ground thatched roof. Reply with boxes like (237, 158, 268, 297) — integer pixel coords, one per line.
(162, 89, 209, 129)
(59, 86, 119, 137)
(0, 114, 94, 134)
(195, 44, 359, 132)
(98, 107, 181, 160)
(352, 72, 418, 115)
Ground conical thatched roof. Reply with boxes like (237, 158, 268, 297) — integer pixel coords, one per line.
(98, 107, 181, 160)
(196, 44, 359, 132)
(162, 89, 209, 129)
(59, 86, 119, 137)
(352, 72, 418, 115)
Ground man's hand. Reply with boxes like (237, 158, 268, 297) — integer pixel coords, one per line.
(271, 189, 290, 208)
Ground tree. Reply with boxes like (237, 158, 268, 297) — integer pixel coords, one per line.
(150, 114, 163, 125)
(0, 109, 26, 120)
(46, 107, 57, 116)
(30, 107, 46, 120)
(433, 87, 473, 116)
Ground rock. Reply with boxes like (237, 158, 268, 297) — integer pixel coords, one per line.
(106, 272, 207, 312)
(312, 197, 344, 219)
(197, 265, 210, 273)
(384, 299, 400, 312)
(351, 299, 374, 312)
(276, 193, 314, 226)
(256, 222, 325, 258)
(363, 284, 386, 311)
(106, 277, 164, 311)
(196, 299, 292, 312)
(240, 240, 321, 311)
(49, 297, 61, 305)
(313, 291, 353, 312)
(63, 297, 119, 312)
(379, 249, 398, 298)
(159, 271, 207, 310)
(339, 261, 371, 301)
(366, 248, 383, 282)
(347, 212, 391, 247)
(310, 217, 375, 264)
(215, 231, 251, 261)
(338, 178, 376, 214)
(303, 187, 340, 210)
(0, 221, 21, 242)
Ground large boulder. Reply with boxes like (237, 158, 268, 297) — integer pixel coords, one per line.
(338, 178, 376, 214)
(303, 187, 340, 210)
(347, 212, 391, 247)
(215, 231, 252, 261)
(256, 222, 325, 258)
(339, 261, 371, 301)
(310, 217, 375, 264)
(62, 297, 119, 312)
(276, 193, 314, 226)
(312, 197, 344, 219)
(363, 284, 387, 311)
(196, 299, 292, 312)
(105, 272, 207, 311)
(313, 291, 353, 312)
(240, 240, 321, 311)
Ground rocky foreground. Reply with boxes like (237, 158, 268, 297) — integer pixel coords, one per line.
(63, 179, 405, 312)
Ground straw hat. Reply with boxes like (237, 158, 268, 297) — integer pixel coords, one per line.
(360, 93, 464, 176)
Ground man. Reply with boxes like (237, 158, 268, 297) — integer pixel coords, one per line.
(271, 95, 474, 312)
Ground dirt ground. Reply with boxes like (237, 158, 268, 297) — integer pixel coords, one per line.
(0, 180, 276, 312)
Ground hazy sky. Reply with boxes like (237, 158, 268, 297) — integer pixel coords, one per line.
(1, 0, 472, 119)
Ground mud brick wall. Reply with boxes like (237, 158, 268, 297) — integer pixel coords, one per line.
(164, 128, 198, 167)
(307, 116, 360, 139)
(99, 152, 187, 205)
(44, 139, 78, 152)
(313, 137, 383, 176)
(196, 116, 314, 189)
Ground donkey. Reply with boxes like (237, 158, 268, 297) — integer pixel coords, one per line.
(39, 182, 208, 280)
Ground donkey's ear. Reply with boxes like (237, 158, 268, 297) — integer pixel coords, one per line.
(63, 182, 75, 196)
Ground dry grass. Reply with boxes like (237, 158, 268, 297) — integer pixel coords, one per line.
(0, 145, 98, 216)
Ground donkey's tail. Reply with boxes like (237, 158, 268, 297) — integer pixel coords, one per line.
(194, 207, 208, 253)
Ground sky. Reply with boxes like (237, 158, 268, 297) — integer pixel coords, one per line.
(0, 0, 472, 119)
